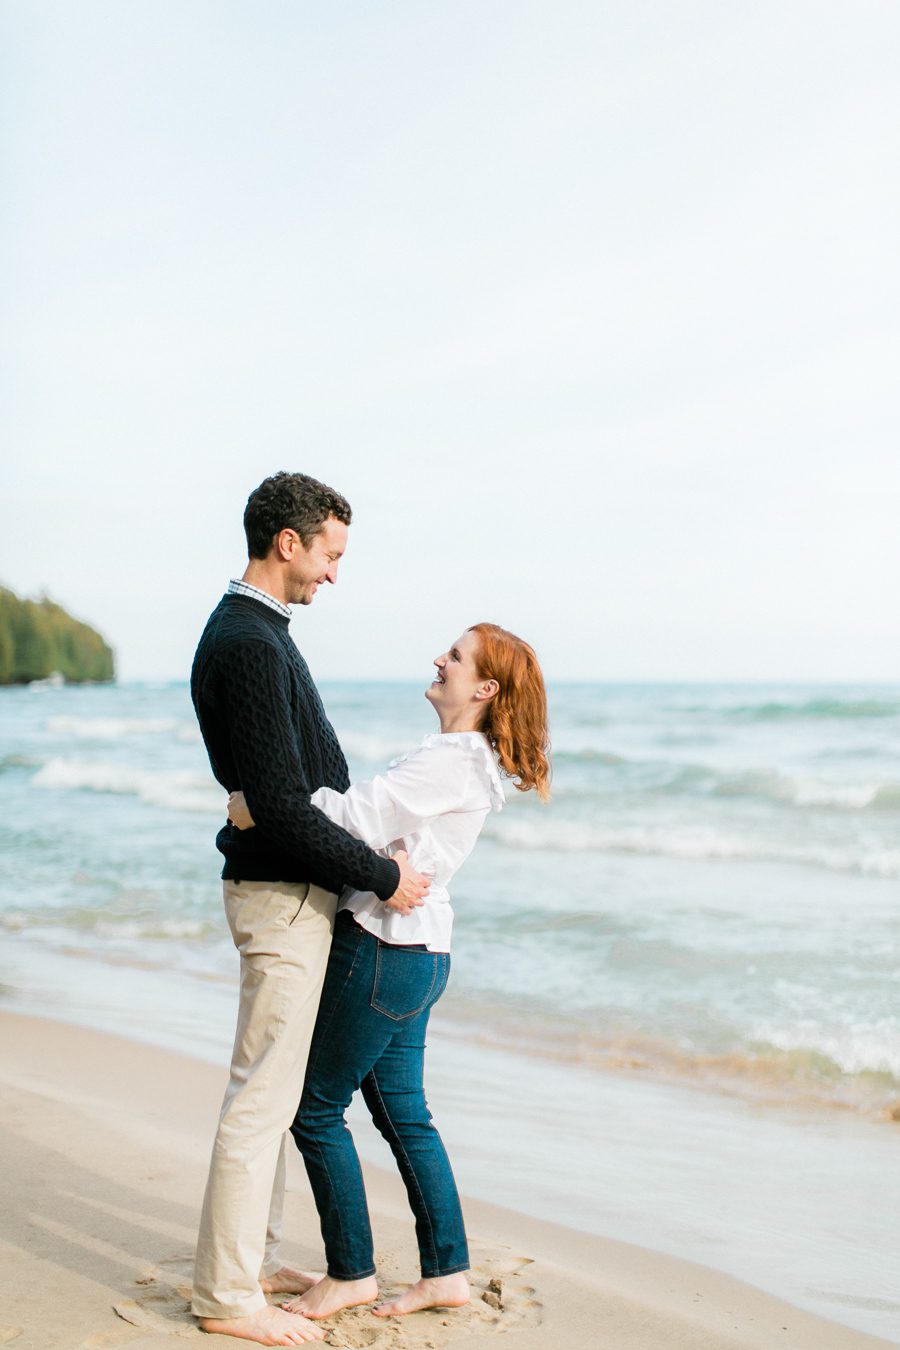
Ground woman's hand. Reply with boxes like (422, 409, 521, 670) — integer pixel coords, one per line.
(227, 790, 256, 830)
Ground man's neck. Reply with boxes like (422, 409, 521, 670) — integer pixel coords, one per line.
(241, 561, 289, 607)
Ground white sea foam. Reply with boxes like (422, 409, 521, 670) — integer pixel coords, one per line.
(751, 1020, 900, 1079)
(712, 768, 900, 810)
(782, 777, 900, 809)
(92, 916, 215, 941)
(337, 729, 411, 763)
(482, 816, 900, 877)
(0, 911, 29, 931)
(176, 725, 203, 744)
(47, 715, 183, 739)
(31, 757, 223, 814)
(557, 757, 900, 812)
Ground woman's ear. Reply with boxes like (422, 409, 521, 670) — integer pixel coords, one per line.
(475, 678, 500, 703)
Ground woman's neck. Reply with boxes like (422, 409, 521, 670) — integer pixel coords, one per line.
(436, 709, 485, 735)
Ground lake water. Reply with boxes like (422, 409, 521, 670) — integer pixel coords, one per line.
(2, 675, 898, 1340)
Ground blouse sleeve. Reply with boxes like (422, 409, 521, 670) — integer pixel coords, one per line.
(311, 740, 472, 848)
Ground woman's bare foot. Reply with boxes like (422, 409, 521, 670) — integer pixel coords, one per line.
(282, 1274, 378, 1319)
(373, 1273, 470, 1317)
(260, 1266, 323, 1296)
(198, 1303, 324, 1344)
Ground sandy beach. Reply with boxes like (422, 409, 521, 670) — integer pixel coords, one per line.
(0, 1012, 893, 1350)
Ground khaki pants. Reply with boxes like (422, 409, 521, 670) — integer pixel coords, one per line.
(191, 879, 337, 1320)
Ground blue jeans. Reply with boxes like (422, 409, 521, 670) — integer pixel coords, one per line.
(290, 910, 468, 1281)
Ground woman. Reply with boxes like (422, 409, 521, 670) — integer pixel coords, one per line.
(228, 622, 550, 1322)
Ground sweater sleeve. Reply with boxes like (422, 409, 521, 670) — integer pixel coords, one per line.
(219, 639, 400, 901)
(311, 740, 472, 849)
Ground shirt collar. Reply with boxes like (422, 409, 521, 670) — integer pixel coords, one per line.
(227, 579, 292, 620)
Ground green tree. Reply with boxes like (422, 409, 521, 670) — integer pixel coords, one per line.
(0, 586, 115, 685)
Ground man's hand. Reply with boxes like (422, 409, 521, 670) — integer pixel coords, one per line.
(385, 849, 430, 915)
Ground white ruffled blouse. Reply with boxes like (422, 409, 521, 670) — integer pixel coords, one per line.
(311, 731, 504, 952)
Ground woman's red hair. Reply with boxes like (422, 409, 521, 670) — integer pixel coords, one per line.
(469, 623, 551, 801)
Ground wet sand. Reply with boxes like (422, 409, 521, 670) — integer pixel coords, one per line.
(0, 1012, 895, 1350)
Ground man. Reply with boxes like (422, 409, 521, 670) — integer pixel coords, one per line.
(190, 471, 429, 1346)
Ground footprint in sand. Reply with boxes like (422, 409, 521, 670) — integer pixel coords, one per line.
(322, 1327, 394, 1349)
(105, 1254, 202, 1340)
(331, 1246, 542, 1346)
(467, 1247, 542, 1336)
(155, 1252, 196, 1295)
(112, 1245, 542, 1345)
(112, 1299, 198, 1338)
(83, 1333, 183, 1349)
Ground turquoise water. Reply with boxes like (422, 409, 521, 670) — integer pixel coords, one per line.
(2, 677, 899, 1339)
(3, 677, 898, 1115)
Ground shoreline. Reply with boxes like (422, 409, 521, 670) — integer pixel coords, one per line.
(4, 941, 900, 1340)
(0, 1011, 895, 1350)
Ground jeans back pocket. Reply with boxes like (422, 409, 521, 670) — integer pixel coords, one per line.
(370, 943, 450, 1021)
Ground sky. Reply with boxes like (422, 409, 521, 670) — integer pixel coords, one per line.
(2, 0, 898, 682)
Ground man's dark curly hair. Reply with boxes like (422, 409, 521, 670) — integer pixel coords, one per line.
(243, 472, 353, 559)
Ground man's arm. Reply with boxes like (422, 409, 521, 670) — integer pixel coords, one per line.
(220, 639, 402, 900)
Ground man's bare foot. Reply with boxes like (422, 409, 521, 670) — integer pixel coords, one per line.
(282, 1274, 378, 1319)
(260, 1266, 323, 1296)
(198, 1303, 324, 1345)
(373, 1273, 470, 1317)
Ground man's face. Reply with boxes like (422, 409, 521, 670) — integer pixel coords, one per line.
(285, 515, 349, 605)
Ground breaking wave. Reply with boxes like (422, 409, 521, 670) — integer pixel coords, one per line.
(733, 697, 899, 721)
(552, 756, 900, 812)
(482, 816, 900, 877)
(47, 715, 181, 738)
(438, 1005, 900, 1119)
(31, 757, 223, 814)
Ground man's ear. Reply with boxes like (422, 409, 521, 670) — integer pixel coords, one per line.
(475, 678, 500, 703)
(274, 528, 299, 561)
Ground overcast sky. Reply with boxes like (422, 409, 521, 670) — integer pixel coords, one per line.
(2, 1, 898, 682)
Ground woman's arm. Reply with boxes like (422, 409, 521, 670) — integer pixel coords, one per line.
(310, 741, 472, 847)
(228, 739, 473, 848)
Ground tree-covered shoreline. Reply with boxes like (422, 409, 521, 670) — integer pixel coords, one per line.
(0, 587, 115, 684)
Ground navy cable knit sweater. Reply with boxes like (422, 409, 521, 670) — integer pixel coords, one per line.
(191, 593, 400, 901)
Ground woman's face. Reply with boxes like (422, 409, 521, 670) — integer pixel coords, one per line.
(425, 629, 485, 717)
